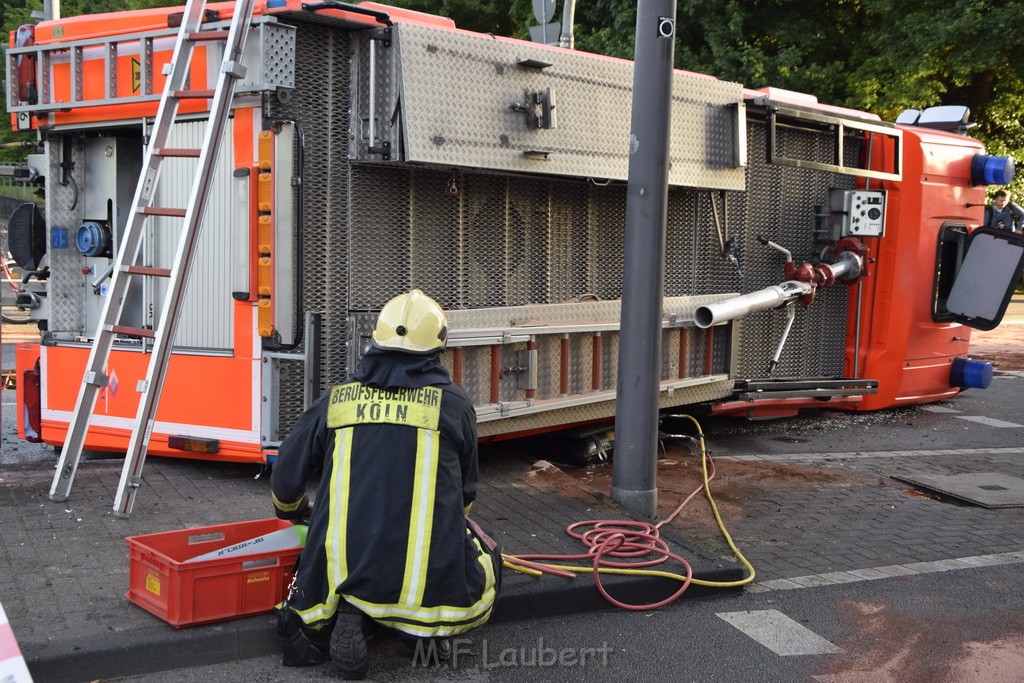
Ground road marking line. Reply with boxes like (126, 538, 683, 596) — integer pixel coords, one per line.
(954, 415, 1023, 428)
(744, 550, 1024, 594)
(920, 405, 961, 414)
(721, 447, 1024, 462)
(717, 609, 841, 656)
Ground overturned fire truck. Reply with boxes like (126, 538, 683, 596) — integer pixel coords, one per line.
(7, 0, 1023, 465)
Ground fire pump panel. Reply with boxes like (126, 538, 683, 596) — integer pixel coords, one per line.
(829, 189, 886, 239)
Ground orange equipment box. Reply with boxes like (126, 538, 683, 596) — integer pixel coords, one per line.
(126, 518, 303, 628)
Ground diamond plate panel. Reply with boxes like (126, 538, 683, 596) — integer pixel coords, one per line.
(235, 20, 297, 93)
(46, 134, 86, 334)
(391, 23, 744, 189)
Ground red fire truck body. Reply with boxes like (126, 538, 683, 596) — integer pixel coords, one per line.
(5, 1, 1016, 463)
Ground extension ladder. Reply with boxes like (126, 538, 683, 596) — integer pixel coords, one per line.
(49, 0, 259, 517)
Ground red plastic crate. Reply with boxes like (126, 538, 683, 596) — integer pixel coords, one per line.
(126, 518, 302, 628)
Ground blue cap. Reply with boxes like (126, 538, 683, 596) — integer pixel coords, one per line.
(950, 356, 993, 390)
(75, 221, 109, 257)
(971, 154, 1016, 186)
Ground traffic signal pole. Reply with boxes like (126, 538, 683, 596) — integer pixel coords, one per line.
(611, 0, 676, 518)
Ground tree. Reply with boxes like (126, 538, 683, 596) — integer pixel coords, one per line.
(4, 0, 1021, 194)
(672, 0, 1024, 195)
(389, 0, 532, 38)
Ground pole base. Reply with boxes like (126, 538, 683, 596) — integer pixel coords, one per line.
(610, 485, 657, 518)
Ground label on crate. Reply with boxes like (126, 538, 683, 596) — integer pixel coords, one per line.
(146, 571, 161, 596)
(185, 525, 307, 564)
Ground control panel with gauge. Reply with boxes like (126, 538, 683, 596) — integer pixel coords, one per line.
(829, 189, 886, 239)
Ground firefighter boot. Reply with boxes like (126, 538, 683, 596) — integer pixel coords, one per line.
(330, 603, 370, 680)
(276, 604, 328, 667)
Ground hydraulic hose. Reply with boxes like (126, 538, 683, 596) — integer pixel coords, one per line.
(503, 415, 756, 610)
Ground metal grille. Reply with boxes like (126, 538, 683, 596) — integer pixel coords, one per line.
(270, 21, 867, 439)
(671, 120, 861, 380)
(266, 22, 353, 437)
(348, 169, 634, 310)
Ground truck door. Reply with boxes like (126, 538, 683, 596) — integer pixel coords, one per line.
(940, 226, 1024, 330)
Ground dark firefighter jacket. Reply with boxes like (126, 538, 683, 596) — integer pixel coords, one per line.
(270, 347, 500, 638)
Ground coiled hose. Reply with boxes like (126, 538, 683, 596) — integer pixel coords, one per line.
(502, 414, 755, 610)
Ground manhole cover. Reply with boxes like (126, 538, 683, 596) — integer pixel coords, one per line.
(893, 473, 1024, 508)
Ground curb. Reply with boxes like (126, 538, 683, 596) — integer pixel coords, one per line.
(25, 564, 745, 682)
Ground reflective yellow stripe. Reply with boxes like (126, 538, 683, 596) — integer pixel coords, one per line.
(343, 528, 497, 629)
(294, 427, 354, 626)
(370, 608, 495, 638)
(343, 582, 495, 626)
(470, 531, 497, 605)
(399, 428, 440, 606)
(272, 491, 306, 513)
(327, 382, 442, 430)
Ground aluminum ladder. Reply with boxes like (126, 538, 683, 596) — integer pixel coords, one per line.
(49, 0, 259, 517)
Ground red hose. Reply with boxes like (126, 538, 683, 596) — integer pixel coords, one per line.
(506, 451, 718, 610)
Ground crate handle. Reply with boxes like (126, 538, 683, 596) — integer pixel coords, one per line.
(188, 531, 225, 544)
(242, 557, 278, 570)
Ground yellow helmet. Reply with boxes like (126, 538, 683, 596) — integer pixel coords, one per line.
(372, 289, 448, 354)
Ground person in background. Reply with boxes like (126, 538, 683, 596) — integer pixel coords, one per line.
(984, 189, 1024, 232)
(270, 289, 501, 680)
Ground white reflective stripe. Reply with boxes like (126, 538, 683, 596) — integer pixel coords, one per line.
(42, 408, 260, 443)
(401, 429, 439, 606)
(329, 428, 353, 590)
(297, 428, 353, 625)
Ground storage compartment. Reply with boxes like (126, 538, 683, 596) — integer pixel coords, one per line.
(126, 518, 303, 628)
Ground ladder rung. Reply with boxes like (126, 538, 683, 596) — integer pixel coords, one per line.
(189, 30, 230, 41)
(142, 207, 188, 217)
(110, 325, 157, 339)
(124, 265, 172, 277)
(172, 89, 216, 99)
(156, 147, 202, 158)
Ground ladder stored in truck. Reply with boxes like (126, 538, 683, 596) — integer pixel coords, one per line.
(49, 0, 259, 517)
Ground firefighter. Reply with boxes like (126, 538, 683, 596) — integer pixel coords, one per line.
(271, 289, 501, 679)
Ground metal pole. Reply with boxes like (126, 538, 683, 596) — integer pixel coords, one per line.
(44, 0, 60, 20)
(611, 0, 676, 518)
(558, 0, 576, 49)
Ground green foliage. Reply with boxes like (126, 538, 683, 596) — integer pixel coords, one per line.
(671, 0, 1024, 196)
(388, 0, 532, 39)
(3, 0, 1022, 195)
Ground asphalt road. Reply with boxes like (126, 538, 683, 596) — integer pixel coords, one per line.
(88, 372, 1024, 682)
(113, 561, 1024, 682)
(4, 313, 1024, 681)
